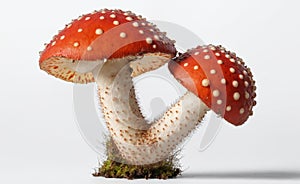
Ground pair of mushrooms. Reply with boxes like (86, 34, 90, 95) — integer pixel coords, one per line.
(39, 9, 256, 165)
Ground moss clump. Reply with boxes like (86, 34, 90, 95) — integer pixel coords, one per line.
(92, 139, 181, 179)
(93, 158, 181, 179)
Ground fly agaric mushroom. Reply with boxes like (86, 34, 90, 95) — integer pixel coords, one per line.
(96, 44, 256, 166)
(39, 8, 207, 169)
(38, 8, 257, 177)
(39, 9, 177, 131)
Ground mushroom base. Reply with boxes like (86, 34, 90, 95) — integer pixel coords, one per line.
(93, 139, 181, 179)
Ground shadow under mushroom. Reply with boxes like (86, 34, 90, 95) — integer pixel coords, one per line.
(180, 170, 300, 180)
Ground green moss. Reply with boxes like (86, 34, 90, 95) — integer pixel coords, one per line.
(93, 158, 181, 179)
(92, 139, 182, 179)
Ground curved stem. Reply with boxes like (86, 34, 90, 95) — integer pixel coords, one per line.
(96, 54, 209, 165)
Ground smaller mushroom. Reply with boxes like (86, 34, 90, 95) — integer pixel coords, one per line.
(168, 44, 256, 126)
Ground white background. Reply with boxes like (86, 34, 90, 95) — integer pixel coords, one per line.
(1, 0, 300, 183)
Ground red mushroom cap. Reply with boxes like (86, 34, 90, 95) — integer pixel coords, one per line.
(168, 45, 256, 126)
(39, 9, 176, 83)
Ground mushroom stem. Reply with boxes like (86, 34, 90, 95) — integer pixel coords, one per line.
(96, 56, 209, 165)
(136, 91, 208, 165)
(97, 57, 150, 131)
(96, 52, 174, 130)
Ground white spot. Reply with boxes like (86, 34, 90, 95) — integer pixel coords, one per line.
(123, 12, 129, 16)
(217, 100, 223, 105)
(239, 74, 244, 79)
(194, 65, 199, 70)
(245, 92, 250, 99)
(132, 22, 139, 27)
(103, 58, 107, 63)
(240, 108, 245, 114)
(120, 32, 127, 38)
(210, 69, 216, 74)
(113, 20, 119, 25)
(244, 81, 249, 87)
(139, 30, 144, 34)
(230, 58, 235, 62)
(226, 106, 232, 111)
(78, 28, 83, 32)
(87, 46, 92, 51)
(67, 24, 72, 28)
(232, 80, 239, 88)
(154, 35, 160, 40)
(149, 29, 154, 32)
(146, 37, 153, 44)
(243, 70, 248, 75)
(204, 55, 210, 60)
(221, 78, 226, 84)
(110, 14, 116, 18)
(210, 46, 216, 50)
(126, 17, 133, 21)
(152, 44, 157, 49)
(203, 49, 209, 53)
(194, 52, 200, 55)
(183, 63, 188, 67)
(221, 49, 225, 53)
(225, 54, 230, 58)
(141, 22, 146, 26)
(85, 17, 91, 21)
(229, 67, 235, 73)
(215, 52, 220, 56)
(100, 16, 105, 20)
(51, 41, 56, 46)
(233, 92, 240, 101)
(202, 79, 210, 87)
(60, 35, 65, 40)
(217, 60, 223, 64)
(73, 42, 79, 47)
(101, 10, 106, 14)
(95, 28, 103, 35)
(213, 90, 220, 97)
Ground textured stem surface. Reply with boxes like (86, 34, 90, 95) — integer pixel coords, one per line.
(96, 54, 209, 165)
